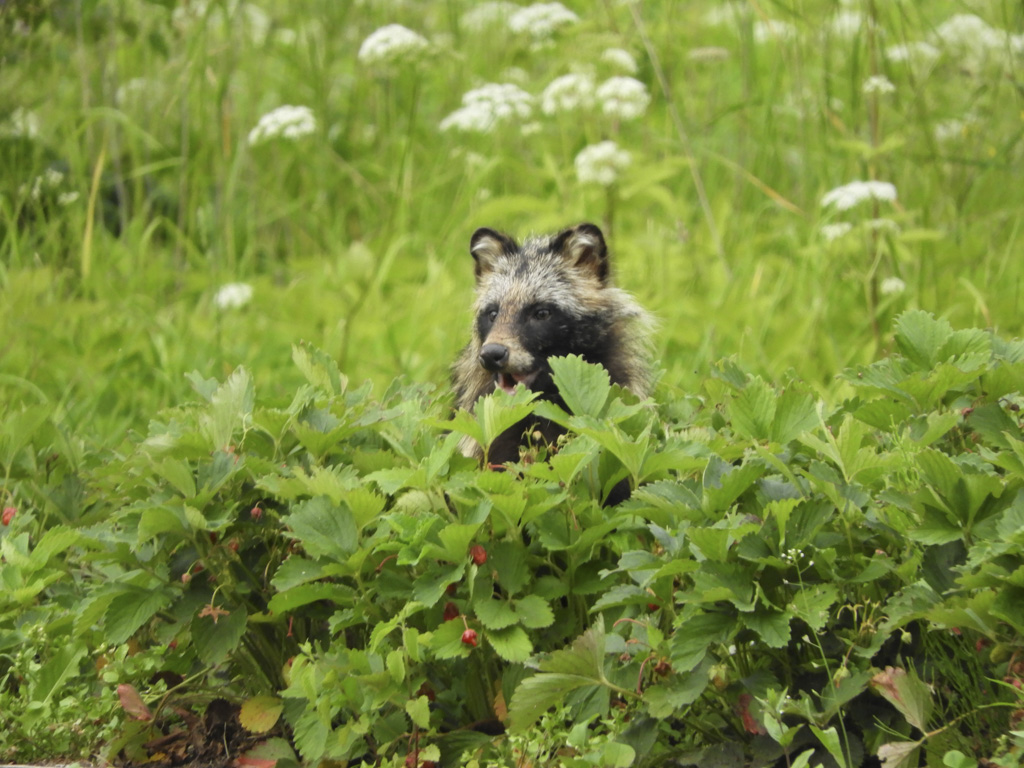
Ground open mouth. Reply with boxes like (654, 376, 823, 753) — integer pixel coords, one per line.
(495, 370, 540, 395)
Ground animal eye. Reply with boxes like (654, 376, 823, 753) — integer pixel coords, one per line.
(487, 308, 499, 322)
(534, 307, 551, 321)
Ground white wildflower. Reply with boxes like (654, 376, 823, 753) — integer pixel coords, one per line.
(880, 277, 906, 296)
(502, 67, 530, 85)
(172, 0, 270, 44)
(19, 168, 78, 204)
(754, 20, 798, 43)
(595, 76, 651, 121)
(57, 191, 80, 206)
(508, 2, 579, 39)
(601, 48, 638, 74)
(820, 223, 853, 242)
(932, 14, 1005, 53)
(247, 105, 317, 146)
(357, 24, 429, 66)
(885, 41, 940, 67)
(821, 180, 898, 210)
(541, 73, 596, 115)
(439, 83, 534, 133)
(575, 141, 631, 186)
(934, 116, 977, 143)
(0, 107, 41, 139)
(214, 282, 254, 310)
(862, 75, 896, 95)
(462, 1, 518, 32)
(830, 11, 863, 39)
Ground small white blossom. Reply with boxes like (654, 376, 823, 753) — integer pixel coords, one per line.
(880, 277, 906, 296)
(508, 2, 578, 39)
(247, 105, 317, 146)
(19, 168, 73, 202)
(933, 14, 1005, 52)
(596, 76, 651, 121)
(57, 191, 80, 206)
(821, 180, 898, 210)
(830, 11, 863, 39)
(885, 41, 941, 67)
(601, 48, 638, 74)
(462, 1, 518, 32)
(214, 282, 254, 310)
(820, 223, 853, 242)
(172, 0, 270, 44)
(439, 83, 534, 133)
(357, 24, 429, 66)
(575, 141, 631, 186)
(934, 116, 977, 143)
(862, 75, 896, 95)
(0, 107, 41, 139)
(541, 73, 596, 115)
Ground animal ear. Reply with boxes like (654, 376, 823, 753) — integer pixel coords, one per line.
(470, 227, 517, 281)
(551, 223, 609, 283)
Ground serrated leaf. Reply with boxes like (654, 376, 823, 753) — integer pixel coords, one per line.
(286, 496, 358, 561)
(192, 604, 248, 666)
(201, 367, 254, 451)
(514, 594, 555, 629)
(508, 673, 601, 732)
(744, 609, 791, 648)
(771, 387, 818, 444)
(487, 625, 533, 662)
(488, 540, 530, 596)
(870, 666, 933, 733)
(430, 615, 474, 659)
(239, 696, 284, 733)
(406, 695, 431, 729)
(729, 376, 775, 441)
(550, 354, 612, 418)
(105, 588, 173, 645)
(292, 342, 345, 396)
(473, 596, 519, 630)
(894, 310, 953, 370)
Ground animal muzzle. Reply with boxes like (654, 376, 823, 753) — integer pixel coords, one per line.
(478, 342, 540, 394)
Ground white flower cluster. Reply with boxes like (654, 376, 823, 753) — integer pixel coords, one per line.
(540, 73, 596, 115)
(575, 141, 631, 186)
(880, 277, 906, 296)
(600, 48, 638, 75)
(934, 116, 977, 143)
(885, 41, 940, 67)
(595, 76, 650, 120)
(357, 24, 429, 67)
(214, 282, 254, 310)
(830, 11, 863, 39)
(862, 75, 895, 95)
(19, 168, 79, 206)
(508, 2, 578, 39)
(247, 105, 317, 146)
(0, 107, 41, 139)
(821, 180, 897, 211)
(928, 14, 1024, 69)
(820, 222, 853, 243)
(439, 83, 534, 133)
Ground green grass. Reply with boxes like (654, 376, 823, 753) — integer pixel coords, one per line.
(3, 0, 1022, 446)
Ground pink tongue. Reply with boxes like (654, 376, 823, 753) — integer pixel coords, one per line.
(498, 373, 516, 394)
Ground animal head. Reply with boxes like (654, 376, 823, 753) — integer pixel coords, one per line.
(467, 223, 617, 397)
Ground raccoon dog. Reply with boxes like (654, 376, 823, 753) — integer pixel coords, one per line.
(452, 222, 653, 465)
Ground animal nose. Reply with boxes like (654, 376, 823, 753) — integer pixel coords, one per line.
(479, 343, 510, 372)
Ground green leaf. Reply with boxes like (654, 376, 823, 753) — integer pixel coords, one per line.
(435, 523, 481, 564)
(810, 725, 847, 768)
(744, 608, 791, 648)
(772, 387, 819, 444)
(192, 604, 248, 667)
(600, 742, 637, 768)
(286, 496, 358, 561)
(201, 367, 254, 451)
(473, 595, 519, 630)
(729, 375, 776, 441)
(894, 310, 953, 370)
(429, 615, 474, 660)
(869, 666, 933, 733)
(645, 657, 713, 718)
(487, 625, 533, 662)
(155, 458, 196, 498)
(488, 540, 530, 595)
(550, 354, 612, 417)
(514, 594, 555, 629)
(406, 695, 431, 729)
(105, 587, 173, 645)
(508, 673, 602, 732)
(292, 341, 346, 396)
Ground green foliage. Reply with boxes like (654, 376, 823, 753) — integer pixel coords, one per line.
(3, 314, 1024, 765)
